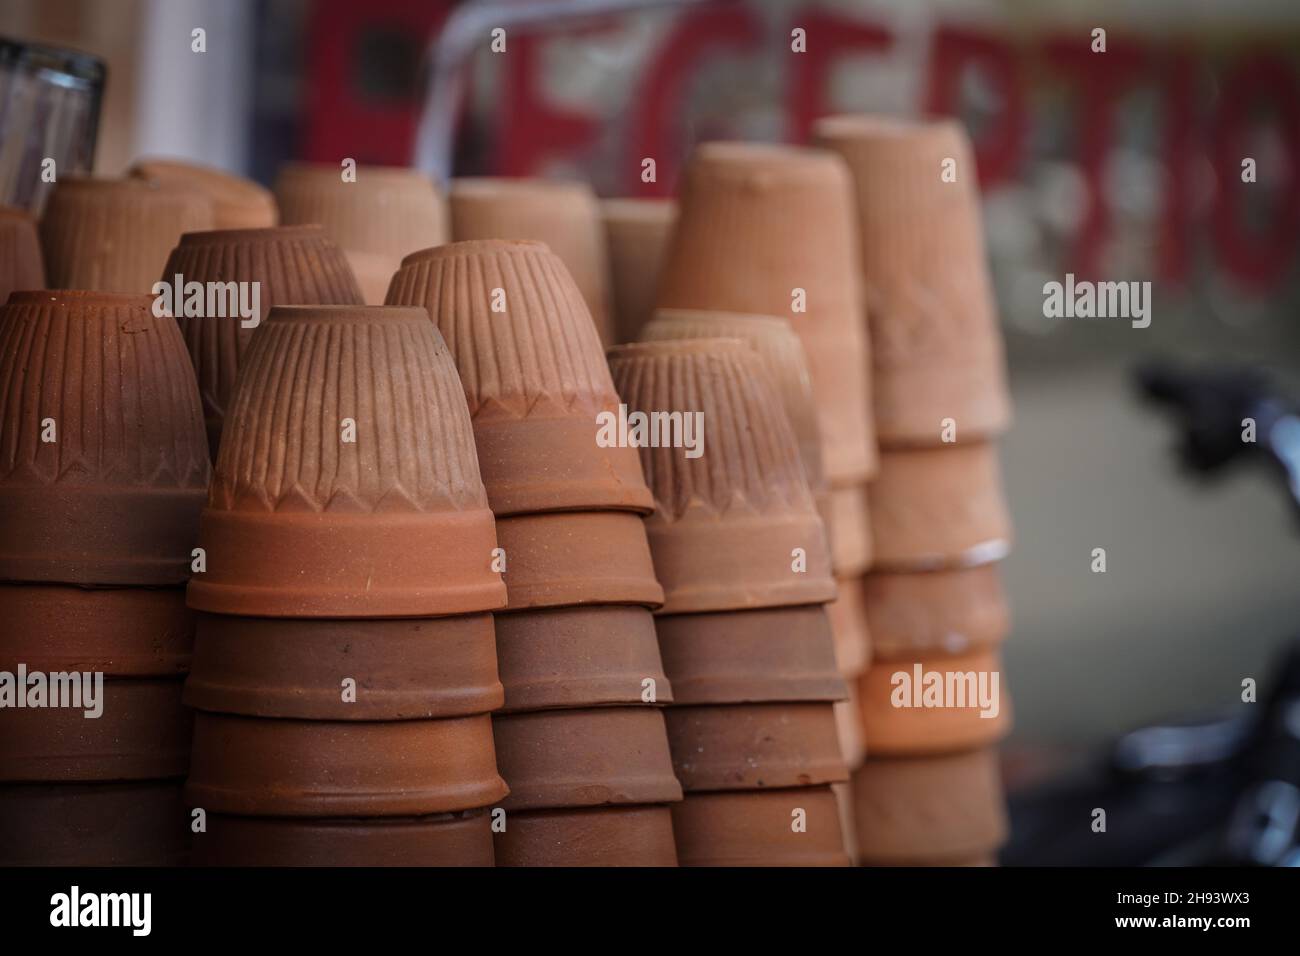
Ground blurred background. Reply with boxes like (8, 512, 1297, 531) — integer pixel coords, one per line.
(4, 0, 1300, 776)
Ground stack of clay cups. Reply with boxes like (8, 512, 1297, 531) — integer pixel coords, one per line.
(274, 163, 448, 305)
(0, 291, 210, 865)
(449, 179, 615, 347)
(183, 304, 509, 867)
(610, 339, 851, 867)
(130, 159, 279, 230)
(815, 115, 1013, 866)
(387, 239, 681, 867)
(0, 207, 45, 301)
(600, 198, 677, 344)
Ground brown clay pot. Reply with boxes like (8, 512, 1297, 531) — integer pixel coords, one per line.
(449, 178, 612, 345)
(273, 163, 448, 304)
(185, 711, 507, 816)
(0, 292, 210, 586)
(130, 158, 278, 230)
(0, 206, 45, 302)
(608, 339, 836, 614)
(601, 198, 676, 344)
(38, 177, 215, 293)
(654, 605, 846, 705)
(0, 780, 188, 866)
(495, 605, 671, 712)
(827, 574, 871, 678)
(869, 443, 1012, 571)
(857, 648, 1010, 756)
(192, 809, 494, 867)
(186, 305, 505, 618)
(495, 511, 663, 611)
(664, 702, 847, 792)
(851, 748, 1008, 865)
(0, 583, 192, 676)
(495, 804, 678, 867)
(866, 563, 1009, 660)
(672, 785, 850, 867)
(0, 678, 191, 782)
(655, 142, 875, 485)
(492, 706, 681, 811)
(823, 481, 872, 576)
(834, 683, 867, 768)
(813, 116, 1011, 445)
(386, 240, 653, 515)
(159, 225, 365, 454)
(184, 612, 502, 719)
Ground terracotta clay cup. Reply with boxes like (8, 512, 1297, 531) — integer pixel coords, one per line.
(0, 206, 45, 301)
(449, 178, 612, 344)
(866, 563, 1009, 661)
(492, 707, 681, 811)
(823, 482, 872, 576)
(274, 162, 448, 304)
(386, 239, 653, 515)
(827, 574, 871, 678)
(496, 511, 663, 611)
(655, 142, 875, 485)
(184, 612, 502, 720)
(495, 605, 671, 712)
(38, 177, 215, 294)
(0, 678, 191, 781)
(159, 225, 364, 454)
(608, 339, 835, 614)
(664, 702, 847, 792)
(814, 116, 1011, 445)
(0, 780, 188, 866)
(834, 682, 867, 769)
(495, 804, 678, 867)
(186, 712, 507, 816)
(672, 785, 850, 867)
(192, 809, 494, 867)
(601, 198, 676, 344)
(0, 292, 210, 586)
(857, 648, 1010, 756)
(186, 305, 505, 618)
(852, 747, 1009, 865)
(0, 584, 192, 676)
(869, 443, 1012, 571)
(130, 158, 278, 230)
(655, 605, 846, 705)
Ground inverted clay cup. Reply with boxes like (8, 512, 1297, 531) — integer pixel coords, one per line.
(608, 339, 835, 614)
(130, 158, 278, 230)
(495, 804, 678, 867)
(0, 292, 210, 586)
(449, 178, 613, 345)
(601, 198, 677, 344)
(0, 206, 45, 302)
(866, 563, 1009, 660)
(813, 116, 1010, 444)
(38, 177, 215, 294)
(672, 786, 850, 867)
(186, 305, 505, 618)
(386, 240, 653, 515)
(159, 225, 364, 454)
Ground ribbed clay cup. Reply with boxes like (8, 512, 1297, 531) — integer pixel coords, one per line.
(449, 178, 612, 345)
(655, 142, 875, 484)
(870, 443, 1012, 571)
(184, 612, 503, 719)
(386, 239, 653, 515)
(814, 116, 1010, 444)
(185, 712, 507, 816)
(672, 786, 850, 867)
(274, 163, 448, 304)
(495, 804, 679, 867)
(187, 305, 505, 618)
(0, 292, 210, 586)
(608, 339, 835, 614)
(601, 198, 677, 344)
(866, 563, 1009, 660)
(0, 207, 45, 302)
(852, 748, 1008, 865)
(38, 178, 215, 294)
(159, 225, 365, 454)
(655, 605, 847, 704)
(130, 158, 278, 230)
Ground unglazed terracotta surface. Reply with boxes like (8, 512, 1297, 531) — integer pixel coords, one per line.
(0, 206, 45, 302)
(671, 785, 851, 867)
(866, 563, 1009, 660)
(494, 803, 678, 867)
(826, 574, 871, 678)
(130, 158, 278, 230)
(601, 198, 676, 344)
